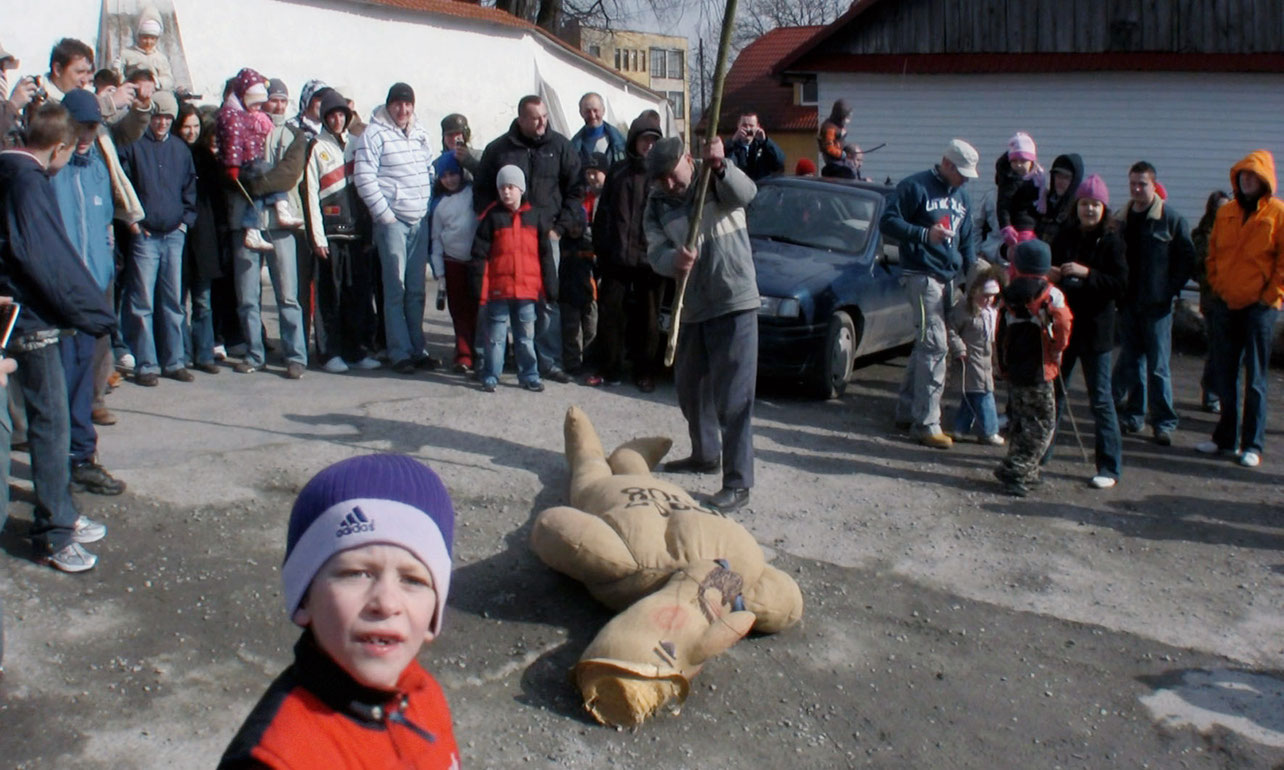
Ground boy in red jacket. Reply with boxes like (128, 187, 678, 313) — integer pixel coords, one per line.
(219, 455, 460, 769)
(473, 164, 556, 393)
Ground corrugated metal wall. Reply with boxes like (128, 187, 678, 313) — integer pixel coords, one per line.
(820, 71, 1284, 222)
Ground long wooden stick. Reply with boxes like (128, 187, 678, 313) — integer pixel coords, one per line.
(664, 0, 739, 367)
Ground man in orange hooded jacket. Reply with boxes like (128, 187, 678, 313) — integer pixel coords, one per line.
(1197, 150, 1284, 468)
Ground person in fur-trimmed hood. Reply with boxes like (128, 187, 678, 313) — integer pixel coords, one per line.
(592, 110, 664, 390)
(304, 89, 380, 375)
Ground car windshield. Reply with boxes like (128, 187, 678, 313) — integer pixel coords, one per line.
(748, 184, 878, 254)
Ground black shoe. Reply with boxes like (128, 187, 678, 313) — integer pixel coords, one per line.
(523, 380, 545, 392)
(71, 461, 126, 496)
(232, 362, 259, 374)
(392, 359, 416, 374)
(165, 367, 195, 383)
(708, 487, 750, 513)
(1154, 430, 1173, 447)
(135, 372, 159, 387)
(663, 456, 720, 474)
(414, 355, 440, 371)
(195, 362, 220, 374)
(546, 369, 572, 384)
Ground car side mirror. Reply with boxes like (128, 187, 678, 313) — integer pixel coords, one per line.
(879, 238, 900, 267)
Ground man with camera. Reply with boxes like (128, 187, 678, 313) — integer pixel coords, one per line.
(727, 112, 785, 182)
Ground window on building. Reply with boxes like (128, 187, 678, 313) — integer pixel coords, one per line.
(589, 44, 601, 59)
(799, 78, 818, 106)
(615, 48, 622, 70)
(667, 50, 684, 80)
(631, 50, 639, 71)
(650, 47, 666, 78)
(641, 50, 646, 72)
(667, 91, 685, 120)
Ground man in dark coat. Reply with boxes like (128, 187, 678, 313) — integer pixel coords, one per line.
(474, 95, 585, 383)
(592, 110, 664, 390)
(0, 102, 116, 572)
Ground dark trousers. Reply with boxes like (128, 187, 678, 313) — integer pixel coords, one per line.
(560, 301, 598, 372)
(315, 239, 378, 363)
(296, 235, 316, 353)
(1208, 298, 1279, 454)
(444, 258, 480, 368)
(674, 309, 757, 489)
(1000, 381, 1056, 486)
(596, 268, 662, 381)
(59, 333, 98, 465)
(13, 344, 80, 552)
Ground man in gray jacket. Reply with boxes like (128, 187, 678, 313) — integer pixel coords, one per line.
(644, 136, 758, 514)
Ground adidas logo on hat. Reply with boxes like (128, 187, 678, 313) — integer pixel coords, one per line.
(335, 506, 375, 537)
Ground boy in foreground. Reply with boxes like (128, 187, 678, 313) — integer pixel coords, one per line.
(220, 454, 460, 769)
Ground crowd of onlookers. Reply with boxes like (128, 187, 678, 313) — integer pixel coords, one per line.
(0, 22, 1279, 568)
(877, 128, 1282, 498)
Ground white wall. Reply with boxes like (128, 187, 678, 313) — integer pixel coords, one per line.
(3, 0, 670, 148)
(820, 71, 1284, 223)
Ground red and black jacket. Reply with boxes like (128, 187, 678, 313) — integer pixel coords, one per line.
(472, 200, 556, 303)
(219, 632, 460, 769)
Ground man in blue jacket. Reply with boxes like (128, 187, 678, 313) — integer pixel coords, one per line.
(117, 89, 196, 386)
(569, 92, 626, 168)
(0, 102, 116, 572)
(880, 139, 980, 449)
(51, 89, 126, 496)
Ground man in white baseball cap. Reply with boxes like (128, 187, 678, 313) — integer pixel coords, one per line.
(879, 138, 980, 449)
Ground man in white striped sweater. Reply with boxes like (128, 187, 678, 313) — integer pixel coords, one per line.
(353, 82, 439, 373)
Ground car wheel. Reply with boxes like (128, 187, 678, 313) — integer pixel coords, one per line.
(810, 311, 857, 399)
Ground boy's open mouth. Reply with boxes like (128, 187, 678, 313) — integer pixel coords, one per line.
(356, 632, 404, 649)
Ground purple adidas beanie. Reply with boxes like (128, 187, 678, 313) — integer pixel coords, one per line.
(282, 454, 455, 635)
(1075, 173, 1110, 207)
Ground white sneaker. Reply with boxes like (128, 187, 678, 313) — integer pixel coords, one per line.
(1194, 440, 1221, 455)
(352, 356, 382, 370)
(981, 434, 1005, 446)
(949, 432, 969, 443)
(244, 229, 274, 252)
(1089, 475, 1117, 489)
(1239, 451, 1261, 468)
(322, 356, 349, 373)
(73, 514, 107, 544)
(212, 344, 227, 361)
(43, 542, 98, 573)
(274, 199, 304, 227)
(117, 353, 136, 371)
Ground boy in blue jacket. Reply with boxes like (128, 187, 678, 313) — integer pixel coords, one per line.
(50, 89, 126, 496)
(117, 89, 196, 386)
(0, 102, 116, 572)
(880, 138, 979, 449)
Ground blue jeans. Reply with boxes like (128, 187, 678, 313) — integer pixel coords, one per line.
(374, 219, 428, 365)
(1050, 347, 1123, 479)
(190, 276, 215, 366)
(127, 229, 187, 375)
(234, 231, 307, 367)
(12, 344, 80, 553)
(1112, 304, 1177, 433)
(1208, 298, 1279, 454)
(535, 300, 564, 375)
(59, 333, 98, 464)
(953, 390, 998, 438)
(483, 299, 538, 385)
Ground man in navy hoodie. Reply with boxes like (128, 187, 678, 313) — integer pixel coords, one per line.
(117, 90, 196, 386)
(880, 139, 980, 449)
(0, 102, 116, 572)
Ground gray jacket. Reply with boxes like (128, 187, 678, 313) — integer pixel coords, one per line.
(645, 161, 758, 324)
(948, 300, 997, 393)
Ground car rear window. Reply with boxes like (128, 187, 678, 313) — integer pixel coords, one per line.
(748, 184, 877, 254)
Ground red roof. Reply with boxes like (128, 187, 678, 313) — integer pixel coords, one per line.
(717, 25, 824, 134)
(363, 0, 529, 29)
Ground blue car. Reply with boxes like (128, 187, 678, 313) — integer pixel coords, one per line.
(750, 176, 913, 398)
